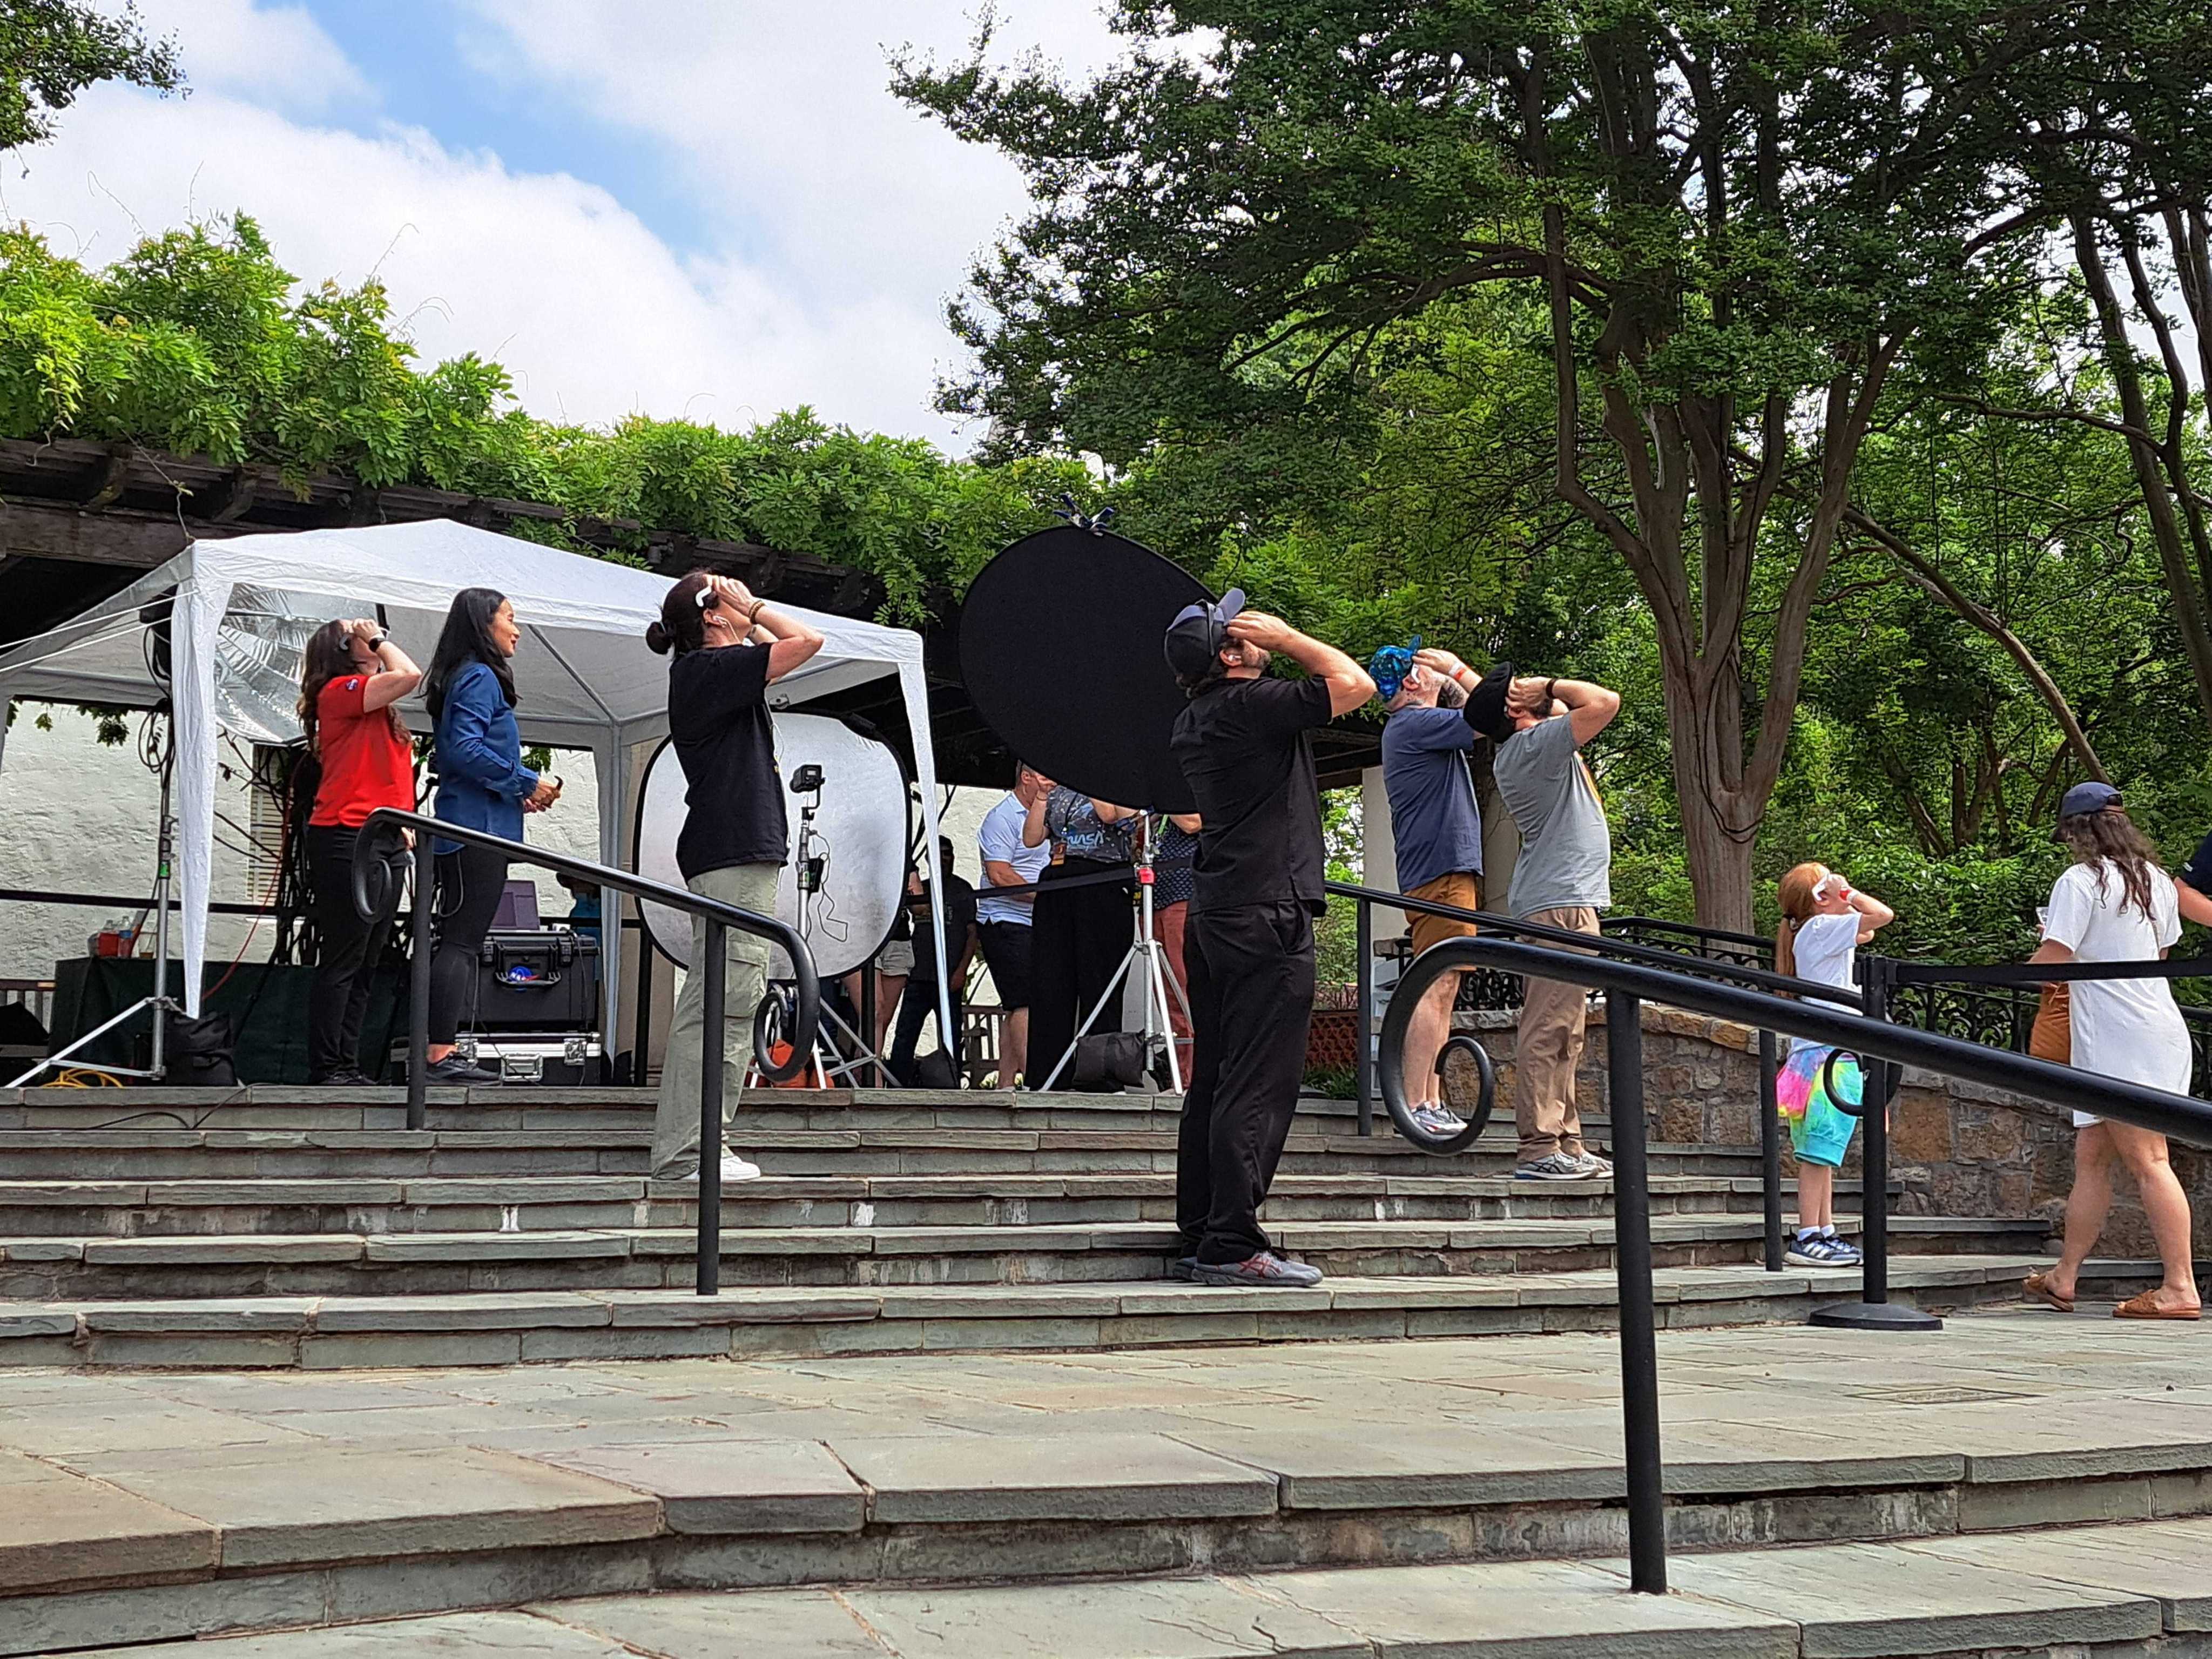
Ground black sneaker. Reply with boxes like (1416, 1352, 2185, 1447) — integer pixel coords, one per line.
(1169, 1255, 1198, 1281)
(1192, 1251, 1324, 1289)
(426, 1054, 501, 1085)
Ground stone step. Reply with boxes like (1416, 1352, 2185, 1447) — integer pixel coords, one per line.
(4, 1084, 1402, 1136)
(2, 1321, 2201, 1656)
(0, 1255, 2044, 1368)
(0, 1214, 1889, 1299)
(0, 1170, 1913, 1238)
(0, 1126, 1759, 1182)
(46, 1518, 2212, 1659)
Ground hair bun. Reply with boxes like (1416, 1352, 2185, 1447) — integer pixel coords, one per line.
(645, 621, 672, 656)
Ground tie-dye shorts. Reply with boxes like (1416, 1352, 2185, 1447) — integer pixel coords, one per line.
(1776, 1043, 1863, 1168)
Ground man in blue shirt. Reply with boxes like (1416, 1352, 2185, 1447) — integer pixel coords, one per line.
(1372, 642, 1487, 1137)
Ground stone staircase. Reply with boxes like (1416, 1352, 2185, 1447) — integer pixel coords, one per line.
(6, 1074, 2205, 1658)
(0, 1082, 2060, 1371)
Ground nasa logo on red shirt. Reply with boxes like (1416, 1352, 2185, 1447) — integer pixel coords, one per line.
(344, 677, 363, 692)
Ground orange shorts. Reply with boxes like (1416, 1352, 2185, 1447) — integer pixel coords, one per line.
(1407, 871, 1480, 957)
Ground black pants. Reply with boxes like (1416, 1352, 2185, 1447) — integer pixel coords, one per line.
(1176, 901, 1317, 1264)
(305, 825, 393, 1082)
(888, 980, 965, 1084)
(1026, 858, 1132, 1089)
(428, 844, 508, 1045)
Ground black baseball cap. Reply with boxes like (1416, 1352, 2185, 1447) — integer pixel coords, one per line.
(1164, 587, 1247, 678)
(2058, 781, 2121, 823)
(1466, 661, 1516, 741)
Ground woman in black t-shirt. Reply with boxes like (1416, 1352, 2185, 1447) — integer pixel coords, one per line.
(643, 571, 824, 1183)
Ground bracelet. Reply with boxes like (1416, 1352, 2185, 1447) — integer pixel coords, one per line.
(1543, 677, 1558, 708)
(746, 599, 766, 624)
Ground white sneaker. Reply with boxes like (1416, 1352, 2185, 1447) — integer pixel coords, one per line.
(713, 1149, 761, 1184)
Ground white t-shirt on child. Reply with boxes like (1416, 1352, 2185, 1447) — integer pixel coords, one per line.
(2042, 859, 2189, 1095)
(1791, 912, 1862, 1014)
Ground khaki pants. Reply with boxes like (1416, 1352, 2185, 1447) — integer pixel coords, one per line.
(1512, 906, 1600, 1162)
(651, 862, 781, 1175)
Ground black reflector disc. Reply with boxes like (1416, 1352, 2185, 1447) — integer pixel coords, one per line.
(959, 527, 1208, 813)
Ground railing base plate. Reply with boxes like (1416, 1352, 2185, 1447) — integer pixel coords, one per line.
(1809, 1299, 1943, 1332)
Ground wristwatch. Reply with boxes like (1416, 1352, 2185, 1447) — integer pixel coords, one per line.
(367, 633, 389, 652)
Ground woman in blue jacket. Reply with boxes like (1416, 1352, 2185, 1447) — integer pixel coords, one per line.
(424, 588, 558, 1083)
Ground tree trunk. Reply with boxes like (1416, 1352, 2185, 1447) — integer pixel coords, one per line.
(2072, 211, 2212, 732)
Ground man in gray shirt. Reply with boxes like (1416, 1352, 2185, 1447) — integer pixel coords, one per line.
(1471, 667, 1622, 1181)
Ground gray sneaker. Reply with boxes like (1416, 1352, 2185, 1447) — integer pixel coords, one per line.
(1786, 1232, 1859, 1269)
(1515, 1152, 1593, 1181)
(1573, 1149, 1613, 1177)
(1192, 1251, 1324, 1288)
(1409, 1103, 1467, 1137)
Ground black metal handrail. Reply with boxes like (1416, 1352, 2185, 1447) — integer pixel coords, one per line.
(1883, 952, 2212, 1115)
(1378, 933, 2212, 1595)
(354, 807, 821, 1297)
(1330, 878, 1849, 1273)
(1326, 880, 1860, 1008)
(1604, 913, 1772, 957)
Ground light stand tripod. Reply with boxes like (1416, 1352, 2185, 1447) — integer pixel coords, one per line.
(1037, 815, 1193, 1094)
(10, 740, 179, 1087)
(751, 763, 888, 1090)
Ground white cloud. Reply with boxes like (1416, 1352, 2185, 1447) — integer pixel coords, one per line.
(461, 1, 1123, 307)
(2, 2, 1131, 447)
(132, 0, 371, 116)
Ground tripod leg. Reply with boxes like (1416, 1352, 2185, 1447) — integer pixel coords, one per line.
(1143, 944, 1184, 1094)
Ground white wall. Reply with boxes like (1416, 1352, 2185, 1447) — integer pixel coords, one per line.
(0, 701, 604, 983)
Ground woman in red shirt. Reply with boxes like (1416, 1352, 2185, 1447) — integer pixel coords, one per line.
(299, 618, 422, 1084)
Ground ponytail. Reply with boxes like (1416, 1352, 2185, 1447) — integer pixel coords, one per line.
(648, 571, 716, 657)
(1773, 862, 1825, 985)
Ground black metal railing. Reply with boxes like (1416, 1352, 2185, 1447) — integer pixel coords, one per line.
(1330, 880, 1852, 1273)
(354, 807, 820, 1297)
(1377, 934, 2212, 1594)
(1419, 912, 1773, 1013)
(1889, 966, 2212, 1098)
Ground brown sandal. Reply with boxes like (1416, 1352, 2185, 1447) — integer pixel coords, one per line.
(2113, 1290, 2202, 1321)
(2023, 1271, 2074, 1313)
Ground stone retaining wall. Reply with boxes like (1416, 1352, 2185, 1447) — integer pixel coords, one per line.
(1446, 1001, 2202, 1256)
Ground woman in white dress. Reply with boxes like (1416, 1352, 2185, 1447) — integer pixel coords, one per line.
(2024, 784, 2201, 1319)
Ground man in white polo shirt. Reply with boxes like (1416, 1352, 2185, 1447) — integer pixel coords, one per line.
(976, 763, 1053, 1085)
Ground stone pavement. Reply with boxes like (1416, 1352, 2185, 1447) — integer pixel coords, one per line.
(8, 1310, 2212, 1653)
(44, 1519, 2212, 1658)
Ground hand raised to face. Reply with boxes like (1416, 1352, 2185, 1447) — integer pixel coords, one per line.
(1225, 610, 1293, 652)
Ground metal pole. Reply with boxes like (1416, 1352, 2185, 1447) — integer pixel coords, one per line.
(632, 914, 655, 1090)
(1607, 987, 1666, 1594)
(1809, 955, 1939, 1330)
(1860, 959, 1892, 1304)
(1759, 1029, 1783, 1272)
(697, 919, 725, 1297)
(860, 968, 879, 1089)
(149, 781, 172, 1079)
(1355, 897, 1374, 1136)
(406, 846, 434, 1131)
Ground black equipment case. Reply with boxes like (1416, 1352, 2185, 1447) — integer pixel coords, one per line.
(473, 927, 601, 1029)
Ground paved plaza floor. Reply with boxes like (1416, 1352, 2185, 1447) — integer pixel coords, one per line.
(9, 1309, 2212, 1655)
(6, 1305, 2206, 1464)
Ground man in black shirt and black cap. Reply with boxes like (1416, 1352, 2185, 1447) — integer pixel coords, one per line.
(1164, 589, 1374, 1286)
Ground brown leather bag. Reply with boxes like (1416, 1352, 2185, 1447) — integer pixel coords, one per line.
(2029, 983, 2071, 1064)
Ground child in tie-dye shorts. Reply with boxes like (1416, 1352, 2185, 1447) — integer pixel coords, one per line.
(1773, 864, 1896, 1269)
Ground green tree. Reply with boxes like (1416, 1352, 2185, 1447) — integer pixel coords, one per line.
(894, 3, 2204, 929)
(0, 0, 180, 152)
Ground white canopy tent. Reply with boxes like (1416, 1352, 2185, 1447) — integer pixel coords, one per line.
(0, 518, 952, 1061)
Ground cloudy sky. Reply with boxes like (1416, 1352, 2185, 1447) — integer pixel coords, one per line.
(0, 1, 1128, 448)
